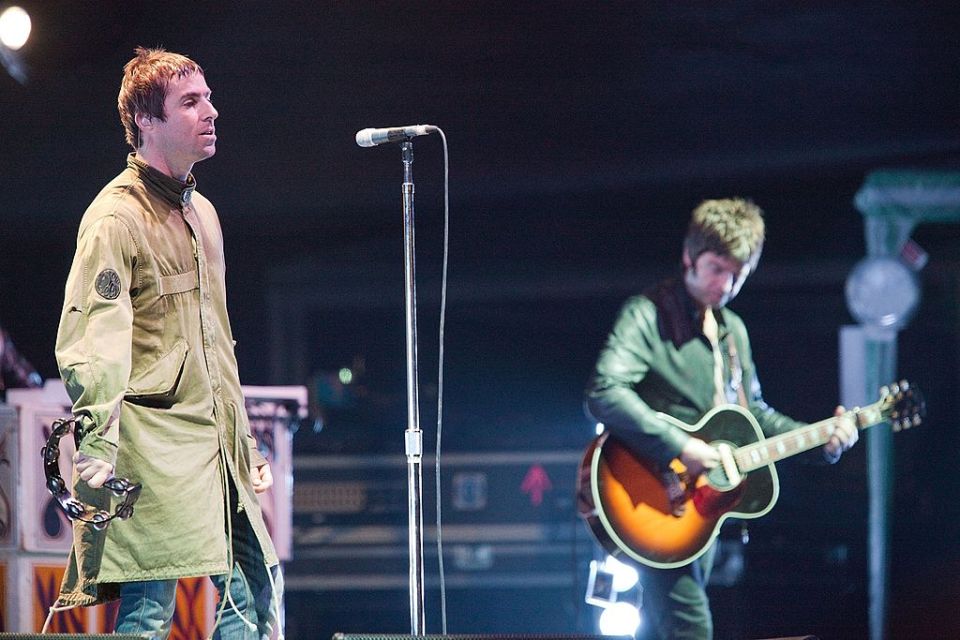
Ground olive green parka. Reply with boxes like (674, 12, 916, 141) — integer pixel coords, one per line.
(54, 156, 277, 606)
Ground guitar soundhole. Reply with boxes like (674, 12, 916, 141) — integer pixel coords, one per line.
(706, 465, 735, 490)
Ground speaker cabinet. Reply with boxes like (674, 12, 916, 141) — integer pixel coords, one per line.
(0, 635, 146, 639)
(333, 636, 628, 640)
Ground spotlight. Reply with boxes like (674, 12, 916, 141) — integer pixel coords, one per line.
(598, 602, 642, 637)
(604, 555, 640, 593)
(586, 556, 644, 637)
(585, 559, 616, 607)
(0, 5, 29, 83)
(0, 5, 30, 50)
(845, 255, 920, 333)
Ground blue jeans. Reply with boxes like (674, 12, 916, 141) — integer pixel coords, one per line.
(115, 507, 283, 639)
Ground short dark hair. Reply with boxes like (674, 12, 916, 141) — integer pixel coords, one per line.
(117, 47, 204, 149)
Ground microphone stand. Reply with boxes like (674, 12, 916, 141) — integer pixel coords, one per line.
(399, 140, 426, 635)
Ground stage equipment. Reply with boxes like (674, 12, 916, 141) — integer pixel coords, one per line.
(332, 635, 629, 640)
(846, 256, 919, 332)
(584, 556, 642, 636)
(356, 124, 441, 634)
(0, 5, 29, 50)
(848, 168, 960, 640)
(3, 381, 298, 633)
(0, 5, 29, 83)
(0, 635, 146, 639)
(598, 603, 641, 637)
(41, 418, 141, 530)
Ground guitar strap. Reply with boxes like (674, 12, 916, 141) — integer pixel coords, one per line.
(725, 333, 749, 409)
(725, 331, 752, 545)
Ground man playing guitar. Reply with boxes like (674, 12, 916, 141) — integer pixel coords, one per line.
(584, 198, 859, 639)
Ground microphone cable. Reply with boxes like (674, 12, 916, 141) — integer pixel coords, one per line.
(433, 127, 450, 634)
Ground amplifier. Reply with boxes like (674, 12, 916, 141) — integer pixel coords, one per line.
(332, 635, 628, 640)
(287, 449, 592, 592)
(0, 635, 146, 639)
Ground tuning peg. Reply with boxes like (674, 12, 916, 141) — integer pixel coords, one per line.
(892, 419, 902, 432)
(899, 379, 910, 391)
(879, 385, 889, 398)
(890, 382, 901, 396)
(912, 415, 922, 427)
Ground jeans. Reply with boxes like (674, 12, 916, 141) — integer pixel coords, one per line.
(115, 579, 177, 639)
(115, 507, 283, 639)
(640, 542, 717, 640)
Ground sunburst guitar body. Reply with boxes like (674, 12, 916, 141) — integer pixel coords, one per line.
(577, 381, 923, 569)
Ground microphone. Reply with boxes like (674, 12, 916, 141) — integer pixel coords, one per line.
(356, 124, 437, 147)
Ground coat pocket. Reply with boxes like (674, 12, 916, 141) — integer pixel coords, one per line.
(158, 269, 199, 296)
(125, 339, 189, 402)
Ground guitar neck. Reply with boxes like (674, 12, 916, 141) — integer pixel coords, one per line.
(734, 401, 885, 473)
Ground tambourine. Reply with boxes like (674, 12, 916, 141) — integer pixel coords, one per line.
(41, 417, 142, 530)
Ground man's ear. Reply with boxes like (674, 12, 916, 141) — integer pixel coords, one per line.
(135, 113, 153, 131)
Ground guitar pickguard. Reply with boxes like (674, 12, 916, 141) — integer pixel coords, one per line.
(692, 481, 746, 519)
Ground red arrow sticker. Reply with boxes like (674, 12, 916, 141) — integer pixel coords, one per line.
(520, 464, 553, 506)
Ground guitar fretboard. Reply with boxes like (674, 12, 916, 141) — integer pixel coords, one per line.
(734, 402, 884, 473)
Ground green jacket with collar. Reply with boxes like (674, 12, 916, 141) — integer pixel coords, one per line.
(586, 276, 804, 468)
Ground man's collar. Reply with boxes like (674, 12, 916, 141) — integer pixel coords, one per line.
(127, 153, 196, 207)
(676, 274, 730, 336)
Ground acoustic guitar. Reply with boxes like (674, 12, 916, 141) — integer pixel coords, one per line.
(577, 381, 924, 569)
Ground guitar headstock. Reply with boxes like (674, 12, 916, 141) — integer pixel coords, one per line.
(878, 380, 925, 432)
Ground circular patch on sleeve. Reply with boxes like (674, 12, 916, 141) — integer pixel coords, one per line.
(94, 269, 122, 300)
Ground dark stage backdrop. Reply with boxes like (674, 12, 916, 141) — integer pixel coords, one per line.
(1, 2, 958, 638)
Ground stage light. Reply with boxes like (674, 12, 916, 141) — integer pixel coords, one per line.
(598, 602, 641, 636)
(0, 5, 31, 50)
(604, 555, 640, 593)
(338, 367, 354, 384)
(585, 556, 642, 601)
(585, 559, 616, 607)
(845, 255, 919, 332)
(586, 555, 644, 636)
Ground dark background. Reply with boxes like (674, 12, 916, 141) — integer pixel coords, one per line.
(2, 2, 959, 638)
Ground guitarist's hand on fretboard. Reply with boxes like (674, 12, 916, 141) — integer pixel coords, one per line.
(823, 405, 860, 464)
(679, 437, 720, 477)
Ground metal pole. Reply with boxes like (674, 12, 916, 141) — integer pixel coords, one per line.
(840, 326, 895, 640)
(400, 140, 426, 634)
(865, 335, 896, 640)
